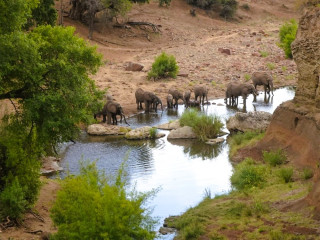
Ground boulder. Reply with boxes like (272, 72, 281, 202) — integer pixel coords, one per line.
(125, 126, 165, 140)
(40, 156, 63, 176)
(167, 126, 197, 139)
(226, 111, 272, 133)
(87, 124, 130, 136)
(156, 120, 180, 130)
(218, 48, 231, 55)
(177, 72, 189, 77)
(125, 62, 144, 71)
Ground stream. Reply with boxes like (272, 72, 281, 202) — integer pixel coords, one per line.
(59, 87, 295, 239)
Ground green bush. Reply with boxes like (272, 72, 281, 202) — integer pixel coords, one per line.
(279, 19, 298, 59)
(180, 108, 223, 141)
(50, 162, 157, 240)
(220, 0, 238, 19)
(279, 167, 293, 183)
(230, 158, 266, 190)
(302, 168, 313, 180)
(241, 3, 250, 10)
(229, 131, 265, 157)
(148, 52, 179, 80)
(186, 0, 219, 9)
(0, 178, 27, 220)
(263, 149, 287, 167)
(149, 127, 157, 139)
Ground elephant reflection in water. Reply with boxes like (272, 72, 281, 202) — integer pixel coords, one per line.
(168, 139, 224, 160)
(253, 92, 273, 104)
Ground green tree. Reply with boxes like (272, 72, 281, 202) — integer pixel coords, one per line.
(0, 1, 103, 220)
(0, 0, 38, 34)
(51, 162, 157, 240)
(25, 0, 57, 29)
(148, 52, 179, 80)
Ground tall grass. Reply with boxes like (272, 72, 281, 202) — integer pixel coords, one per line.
(229, 131, 265, 157)
(180, 108, 223, 141)
(230, 158, 266, 190)
(263, 149, 286, 166)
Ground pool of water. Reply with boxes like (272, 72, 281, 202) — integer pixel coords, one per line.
(59, 87, 295, 239)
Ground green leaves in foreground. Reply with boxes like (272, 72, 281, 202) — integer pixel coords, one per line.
(51, 162, 158, 240)
(180, 108, 223, 141)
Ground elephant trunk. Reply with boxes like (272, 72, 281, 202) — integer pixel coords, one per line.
(122, 114, 130, 126)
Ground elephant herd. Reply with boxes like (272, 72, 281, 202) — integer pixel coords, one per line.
(95, 71, 273, 125)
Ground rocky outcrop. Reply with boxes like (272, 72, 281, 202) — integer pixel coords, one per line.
(253, 8, 320, 218)
(226, 111, 272, 133)
(40, 156, 63, 176)
(125, 126, 165, 140)
(167, 126, 197, 139)
(156, 120, 180, 130)
(124, 62, 144, 71)
(87, 124, 130, 136)
(291, 8, 320, 108)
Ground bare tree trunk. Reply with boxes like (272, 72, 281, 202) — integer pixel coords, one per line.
(59, 0, 64, 25)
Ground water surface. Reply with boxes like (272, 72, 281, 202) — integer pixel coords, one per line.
(60, 87, 295, 239)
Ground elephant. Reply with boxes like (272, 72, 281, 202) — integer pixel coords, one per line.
(143, 91, 158, 113)
(183, 90, 191, 108)
(168, 89, 184, 108)
(225, 82, 258, 106)
(167, 94, 174, 109)
(194, 85, 208, 105)
(152, 95, 163, 112)
(251, 72, 274, 95)
(94, 101, 129, 125)
(135, 88, 145, 110)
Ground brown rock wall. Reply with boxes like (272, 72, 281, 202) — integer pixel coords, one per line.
(291, 8, 320, 107)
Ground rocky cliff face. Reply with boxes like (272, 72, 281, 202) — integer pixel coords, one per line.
(291, 8, 320, 108)
(257, 7, 320, 217)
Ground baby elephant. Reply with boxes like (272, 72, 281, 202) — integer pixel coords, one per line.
(167, 94, 174, 109)
(135, 88, 145, 110)
(183, 90, 191, 108)
(251, 72, 274, 95)
(168, 89, 184, 108)
(95, 101, 129, 125)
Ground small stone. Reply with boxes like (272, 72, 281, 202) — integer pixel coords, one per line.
(124, 62, 144, 71)
(206, 138, 225, 145)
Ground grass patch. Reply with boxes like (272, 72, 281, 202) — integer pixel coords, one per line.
(266, 62, 276, 70)
(230, 158, 266, 190)
(279, 167, 293, 183)
(263, 149, 286, 166)
(244, 73, 251, 82)
(302, 168, 313, 180)
(228, 131, 265, 158)
(260, 51, 269, 57)
(180, 108, 223, 141)
(149, 127, 157, 139)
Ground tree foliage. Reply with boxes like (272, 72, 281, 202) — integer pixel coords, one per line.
(25, 0, 57, 29)
(148, 52, 179, 80)
(279, 19, 298, 59)
(0, 1, 103, 221)
(51, 162, 157, 240)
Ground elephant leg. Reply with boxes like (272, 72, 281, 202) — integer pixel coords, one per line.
(107, 113, 112, 124)
(144, 100, 149, 113)
(103, 114, 107, 123)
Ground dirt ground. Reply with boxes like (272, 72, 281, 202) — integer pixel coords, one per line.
(1, 0, 302, 238)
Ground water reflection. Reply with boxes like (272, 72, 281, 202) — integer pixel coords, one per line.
(168, 139, 224, 160)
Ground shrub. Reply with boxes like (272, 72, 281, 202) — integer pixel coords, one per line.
(149, 127, 157, 139)
(260, 51, 269, 57)
(263, 149, 287, 166)
(279, 167, 293, 183)
(230, 158, 266, 190)
(50, 161, 157, 240)
(220, 0, 238, 19)
(186, 0, 219, 9)
(148, 52, 179, 80)
(279, 19, 298, 59)
(302, 168, 313, 180)
(266, 62, 275, 70)
(0, 178, 27, 220)
(180, 108, 223, 141)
